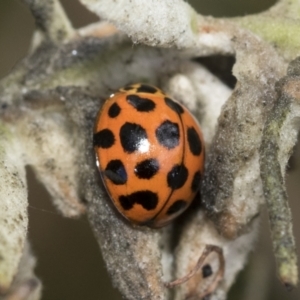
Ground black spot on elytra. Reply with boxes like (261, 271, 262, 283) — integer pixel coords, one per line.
(119, 191, 158, 210)
(165, 97, 184, 114)
(123, 85, 134, 91)
(191, 171, 201, 192)
(136, 84, 157, 94)
(166, 200, 187, 215)
(104, 160, 127, 185)
(202, 264, 213, 278)
(155, 120, 180, 149)
(93, 129, 115, 148)
(120, 122, 148, 153)
(187, 127, 202, 155)
(135, 159, 159, 179)
(167, 164, 188, 189)
(126, 95, 156, 112)
(108, 102, 121, 118)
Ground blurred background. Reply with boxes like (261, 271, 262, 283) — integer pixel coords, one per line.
(0, 0, 299, 299)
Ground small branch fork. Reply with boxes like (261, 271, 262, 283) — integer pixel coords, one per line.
(165, 245, 225, 299)
(22, 0, 75, 43)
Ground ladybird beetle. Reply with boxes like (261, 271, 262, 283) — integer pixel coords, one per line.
(93, 84, 204, 227)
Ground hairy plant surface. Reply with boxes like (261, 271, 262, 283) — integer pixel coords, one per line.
(0, 0, 299, 299)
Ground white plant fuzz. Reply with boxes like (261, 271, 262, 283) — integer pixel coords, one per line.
(231, 153, 264, 226)
(79, 0, 198, 48)
(18, 109, 85, 217)
(0, 127, 27, 292)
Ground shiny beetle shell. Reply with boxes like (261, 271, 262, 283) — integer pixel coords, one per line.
(93, 84, 205, 227)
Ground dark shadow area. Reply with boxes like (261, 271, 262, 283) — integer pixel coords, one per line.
(189, 0, 277, 17)
(194, 56, 237, 88)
